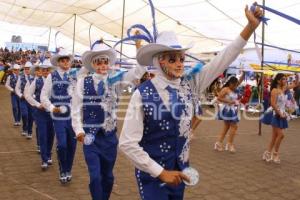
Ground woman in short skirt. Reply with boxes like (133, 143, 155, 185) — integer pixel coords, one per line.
(214, 72, 244, 153)
(261, 73, 299, 163)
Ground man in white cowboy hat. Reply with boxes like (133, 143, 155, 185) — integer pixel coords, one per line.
(15, 61, 35, 138)
(25, 60, 55, 170)
(40, 50, 77, 184)
(71, 40, 145, 200)
(5, 63, 22, 126)
(26, 61, 42, 152)
(119, 6, 263, 200)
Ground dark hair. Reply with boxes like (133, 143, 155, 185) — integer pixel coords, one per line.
(140, 72, 151, 84)
(223, 76, 238, 88)
(58, 56, 70, 62)
(270, 73, 285, 91)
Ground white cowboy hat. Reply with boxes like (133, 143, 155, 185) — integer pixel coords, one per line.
(136, 31, 192, 66)
(30, 59, 55, 76)
(50, 49, 73, 66)
(23, 61, 33, 68)
(40, 59, 56, 69)
(82, 42, 117, 73)
(12, 64, 21, 70)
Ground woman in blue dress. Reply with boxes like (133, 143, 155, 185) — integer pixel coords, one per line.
(261, 73, 299, 164)
(214, 73, 244, 153)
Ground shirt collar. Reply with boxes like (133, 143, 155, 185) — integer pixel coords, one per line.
(152, 74, 181, 90)
(93, 73, 107, 81)
(57, 68, 70, 77)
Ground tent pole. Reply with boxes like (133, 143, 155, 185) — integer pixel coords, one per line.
(47, 27, 51, 51)
(258, 0, 266, 136)
(120, 0, 126, 67)
(72, 14, 77, 56)
(89, 24, 92, 49)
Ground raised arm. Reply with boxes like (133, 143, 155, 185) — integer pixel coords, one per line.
(193, 6, 262, 94)
(121, 65, 146, 84)
(238, 72, 245, 86)
(111, 30, 146, 93)
(122, 30, 146, 84)
(240, 5, 263, 41)
(76, 67, 89, 80)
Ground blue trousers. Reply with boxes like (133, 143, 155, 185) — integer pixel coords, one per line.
(20, 99, 34, 134)
(135, 174, 185, 200)
(53, 120, 77, 174)
(83, 132, 118, 200)
(35, 109, 55, 163)
(11, 93, 21, 122)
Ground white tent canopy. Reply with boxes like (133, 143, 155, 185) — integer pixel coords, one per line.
(1, 0, 300, 58)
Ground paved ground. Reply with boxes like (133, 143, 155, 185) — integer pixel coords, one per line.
(0, 85, 300, 200)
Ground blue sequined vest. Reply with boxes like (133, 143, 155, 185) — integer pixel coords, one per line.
(136, 79, 193, 180)
(9, 74, 18, 90)
(50, 70, 72, 119)
(82, 76, 118, 136)
(34, 77, 44, 103)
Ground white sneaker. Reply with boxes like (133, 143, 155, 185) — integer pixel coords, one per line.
(272, 152, 281, 164)
(36, 146, 40, 153)
(262, 151, 272, 162)
(47, 159, 53, 165)
(21, 131, 27, 136)
(41, 162, 48, 170)
(214, 142, 224, 151)
(26, 134, 32, 139)
(60, 173, 68, 184)
(66, 172, 72, 182)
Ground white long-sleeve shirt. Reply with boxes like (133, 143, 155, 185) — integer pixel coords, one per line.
(15, 76, 22, 98)
(119, 35, 247, 178)
(71, 65, 146, 136)
(15, 74, 33, 98)
(5, 74, 16, 92)
(25, 77, 47, 109)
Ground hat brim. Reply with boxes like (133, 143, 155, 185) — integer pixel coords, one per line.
(136, 43, 192, 66)
(50, 54, 74, 66)
(30, 65, 56, 76)
(82, 49, 117, 73)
